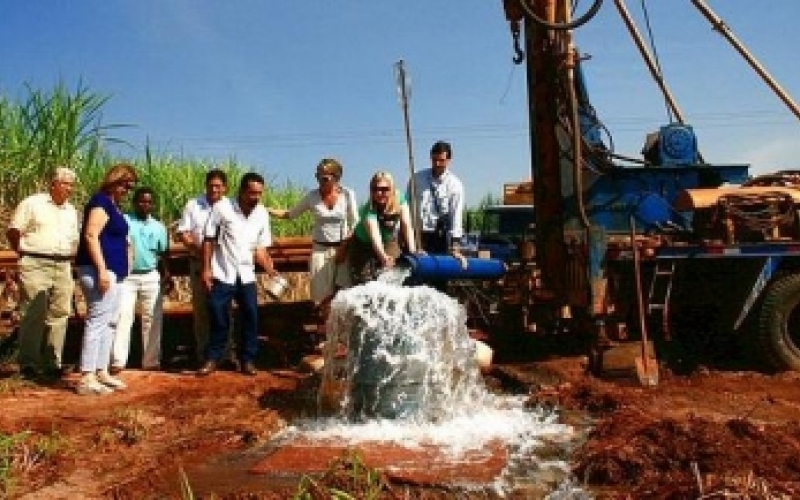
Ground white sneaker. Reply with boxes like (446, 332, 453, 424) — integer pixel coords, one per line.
(96, 370, 127, 390)
(76, 373, 114, 395)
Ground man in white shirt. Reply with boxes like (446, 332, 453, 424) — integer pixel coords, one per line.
(197, 172, 277, 376)
(176, 169, 234, 367)
(6, 167, 79, 379)
(407, 140, 465, 255)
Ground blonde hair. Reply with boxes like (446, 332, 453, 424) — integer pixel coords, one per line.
(369, 171, 400, 215)
(100, 162, 137, 193)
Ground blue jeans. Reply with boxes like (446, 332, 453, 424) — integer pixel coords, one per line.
(77, 266, 121, 373)
(206, 277, 258, 363)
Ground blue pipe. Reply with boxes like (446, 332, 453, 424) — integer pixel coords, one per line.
(399, 254, 506, 282)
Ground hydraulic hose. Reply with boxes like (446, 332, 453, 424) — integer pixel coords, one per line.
(568, 54, 591, 229)
(519, 0, 604, 31)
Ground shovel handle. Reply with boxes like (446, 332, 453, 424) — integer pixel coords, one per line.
(630, 216, 651, 369)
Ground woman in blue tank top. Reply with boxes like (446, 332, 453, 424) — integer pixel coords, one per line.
(75, 163, 138, 395)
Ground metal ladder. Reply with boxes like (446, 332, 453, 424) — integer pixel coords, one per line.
(647, 260, 676, 339)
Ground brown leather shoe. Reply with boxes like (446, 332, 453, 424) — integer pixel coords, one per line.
(241, 362, 257, 376)
(197, 360, 217, 377)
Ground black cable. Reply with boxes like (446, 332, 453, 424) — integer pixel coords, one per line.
(639, 0, 672, 123)
(519, 0, 604, 31)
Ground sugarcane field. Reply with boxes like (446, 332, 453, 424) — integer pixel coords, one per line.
(4, 1, 800, 499)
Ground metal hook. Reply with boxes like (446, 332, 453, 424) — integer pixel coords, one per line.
(511, 21, 525, 64)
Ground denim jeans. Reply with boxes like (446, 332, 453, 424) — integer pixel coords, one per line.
(206, 277, 258, 363)
(77, 266, 121, 373)
(190, 258, 235, 361)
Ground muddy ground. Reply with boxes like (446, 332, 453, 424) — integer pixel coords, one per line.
(1, 327, 800, 500)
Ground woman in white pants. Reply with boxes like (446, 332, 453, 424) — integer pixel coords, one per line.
(269, 159, 358, 333)
(111, 186, 170, 372)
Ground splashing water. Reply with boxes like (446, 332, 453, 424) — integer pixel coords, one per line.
(374, 263, 412, 285)
(283, 281, 591, 497)
(318, 280, 488, 422)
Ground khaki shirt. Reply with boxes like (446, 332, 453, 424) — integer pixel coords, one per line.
(10, 193, 79, 256)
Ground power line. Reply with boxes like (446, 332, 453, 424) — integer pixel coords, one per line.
(119, 108, 797, 154)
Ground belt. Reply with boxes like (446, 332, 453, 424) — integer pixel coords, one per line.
(20, 252, 72, 262)
(131, 269, 156, 275)
(313, 240, 342, 248)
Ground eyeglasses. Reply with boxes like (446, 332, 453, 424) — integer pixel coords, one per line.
(371, 186, 391, 193)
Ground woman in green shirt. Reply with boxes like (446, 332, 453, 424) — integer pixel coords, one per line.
(348, 171, 417, 284)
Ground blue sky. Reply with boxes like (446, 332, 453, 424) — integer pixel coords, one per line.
(2, 1, 799, 206)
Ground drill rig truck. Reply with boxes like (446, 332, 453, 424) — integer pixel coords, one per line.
(466, 181, 535, 262)
(490, 0, 800, 374)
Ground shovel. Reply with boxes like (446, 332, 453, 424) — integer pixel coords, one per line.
(630, 216, 659, 386)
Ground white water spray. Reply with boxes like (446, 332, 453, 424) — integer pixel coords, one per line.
(283, 281, 591, 497)
(318, 281, 490, 422)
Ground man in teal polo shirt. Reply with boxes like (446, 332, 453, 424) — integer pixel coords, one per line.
(111, 187, 171, 372)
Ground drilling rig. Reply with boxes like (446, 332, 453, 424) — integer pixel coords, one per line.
(489, 0, 800, 376)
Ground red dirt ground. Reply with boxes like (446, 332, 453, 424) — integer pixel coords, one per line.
(516, 358, 800, 499)
(2, 347, 800, 499)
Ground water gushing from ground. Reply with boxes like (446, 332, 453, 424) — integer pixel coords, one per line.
(320, 280, 487, 422)
(279, 281, 591, 497)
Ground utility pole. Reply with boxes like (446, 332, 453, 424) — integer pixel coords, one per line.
(394, 59, 422, 250)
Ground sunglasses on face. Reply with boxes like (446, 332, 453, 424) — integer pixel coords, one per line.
(371, 186, 391, 193)
(317, 174, 334, 183)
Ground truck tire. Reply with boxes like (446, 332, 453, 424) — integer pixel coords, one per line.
(754, 273, 800, 371)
